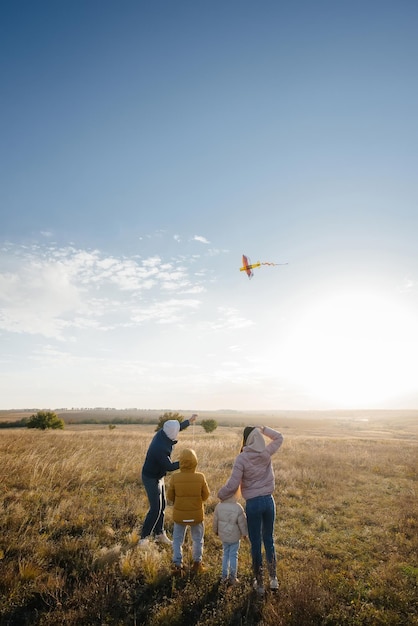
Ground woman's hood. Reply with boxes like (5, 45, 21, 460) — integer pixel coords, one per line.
(245, 428, 266, 453)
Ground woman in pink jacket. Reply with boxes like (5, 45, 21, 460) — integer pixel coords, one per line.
(217, 425, 283, 595)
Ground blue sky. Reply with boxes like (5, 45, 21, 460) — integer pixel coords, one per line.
(1, 1, 417, 410)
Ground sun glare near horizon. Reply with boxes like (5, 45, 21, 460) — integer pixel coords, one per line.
(282, 290, 416, 408)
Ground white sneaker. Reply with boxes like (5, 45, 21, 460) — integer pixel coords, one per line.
(154, 532, 172, 545)
(138, 538, 150, 547)
(270, 576, 279, 590)
(253, 579, 265, 595)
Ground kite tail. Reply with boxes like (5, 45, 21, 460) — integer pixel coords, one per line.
(260, 262, 288, 266)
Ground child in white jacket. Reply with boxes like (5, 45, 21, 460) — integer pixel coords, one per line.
(213, 490, 248, 584)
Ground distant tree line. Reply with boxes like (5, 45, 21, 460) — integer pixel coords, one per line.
(0, 410, 219, 431)
(66, 416, 157, 425)
(155, 413, 218, 433)
(0, 418, 29, 429)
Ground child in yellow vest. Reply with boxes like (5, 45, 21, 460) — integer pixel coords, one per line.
(167, 448, 210, 574)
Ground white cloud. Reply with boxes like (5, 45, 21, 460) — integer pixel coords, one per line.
(131, 298, 200, 325)
(400, 276, 416, 293)
(0, 243, 205, 338)
(0, 256, 82, 338)
(193, 235, 210, 244)
(207, 248, 228, 256)
(200, 306, 255, 331)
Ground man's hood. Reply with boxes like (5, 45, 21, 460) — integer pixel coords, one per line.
(163, 419, 180, 441)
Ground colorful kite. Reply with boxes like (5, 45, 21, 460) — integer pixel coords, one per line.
(240, 254, 288, 279)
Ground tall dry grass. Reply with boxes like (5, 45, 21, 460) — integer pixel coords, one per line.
(0, 421, 417, 625)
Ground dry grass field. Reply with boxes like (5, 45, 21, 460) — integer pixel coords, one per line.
(0, 413, 417, 625)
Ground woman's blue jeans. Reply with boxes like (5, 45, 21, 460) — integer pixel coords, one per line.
(246, 494, 277, 580)
(141, 473, 166, 539)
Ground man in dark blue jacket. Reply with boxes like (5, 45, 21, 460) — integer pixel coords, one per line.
(139, 414, 197, 545)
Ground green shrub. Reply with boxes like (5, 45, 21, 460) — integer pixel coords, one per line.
(27, 410, 64, 430)
(155, 411, 184, 431)
(201, 419, 218, 433)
